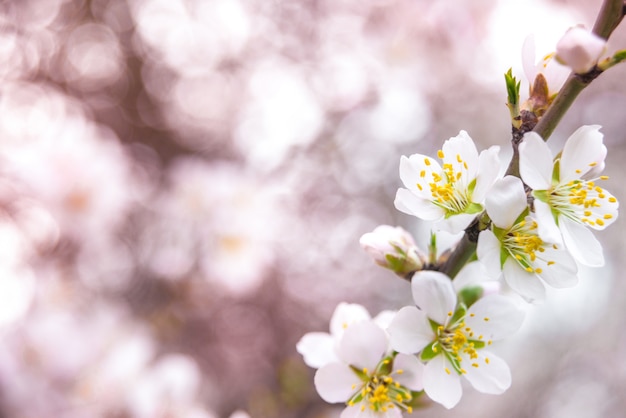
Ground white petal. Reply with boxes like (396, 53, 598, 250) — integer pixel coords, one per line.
(462, 351, 511, 395)
(388, 306, 433, 354)
(522, 35, 538, 83)
(560, 125, 605, 183)
(453, 261, 489, 291)
(338, 321, 387, 370)
(434, 213, 475, 234)
(519, 132, 553, 190)
(477, 230, 504, 279)
(373, 310, 397, 331)
(296, 332, 338, 368)
(575, 187, 619, 231)
(442, 130, 479, 181)
(502, 257, 546, 301)
(473, 146, 502, 203)
(393, 353, 425, 391)
(559, 217, 604, 266)
(423, 355, 463, 409)
(485, 176, 527, 229)
(400, 154, 442, 199)
(465, 295, 525, 340)
(533, 199, 563, 245)
(314, 363, 361, 403)
(394, 188, 444, 221)
(534, 245, 578, 288)
(330, 303, 371, 337)
(412, 271, 457, 325)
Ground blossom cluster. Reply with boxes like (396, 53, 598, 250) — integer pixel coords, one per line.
(298, 23, 622, 416)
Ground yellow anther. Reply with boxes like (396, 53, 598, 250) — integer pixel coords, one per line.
(535, 268, 543, 274)
(396, 369, 404, 374)
(547, 261, 555, 266)
(448, 311, 453, 317)
(437, 150, 445, 159)
(420, 170, 426, 178)
(472, 363, 479, 368)
(470, 313, 475, 317)
(526, 266, 533, 273)
(424, 158, 431, 166)
(485, 357, 490, 364)
(575, 169, 581, 174)
(417, 183, 423, 191)
(596, 219, 605, 226)
(584, 210, 592, 216)
(604, 214, 613, 219)
(445, 367, 451, 375)
(362, 368, 368, 374)
(483, 317, 490, 322)
(589, 162, 597, 167)
(609, 197, 617, 203)
(600, 175, 609, 180)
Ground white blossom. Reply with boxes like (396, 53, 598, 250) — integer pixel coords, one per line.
(394, 131, 501, 233)
(478, 176, 578, 301)
(519, 126, 618, 267)
(556, 26, 607, 74)
(388, 271, 523, 409)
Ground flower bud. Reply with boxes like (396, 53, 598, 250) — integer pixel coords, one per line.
(556, 26, 607, 74)
(359, 225, 426, 276)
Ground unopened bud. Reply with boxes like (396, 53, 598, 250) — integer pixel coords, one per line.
(359, 225, 426, 276)
(556, 26, 607, 74)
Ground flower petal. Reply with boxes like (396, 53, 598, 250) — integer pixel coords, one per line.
(477, 230, 504, 279)
(485, 176, 527, 229)
(330, 302, 371, 337)
(560, 125, 605, 183)
(533, 199, 563, 245)
(411, 271, 457, 325)
(423, 355, 463, 409)
(296, 332, 338, 368)
(373, 310, 397, 331)
(534, 245, 578, 288)
(441, 130, 479, 182)
(502, 257, 546, 301)
(314, 363, 361, 403)
(519, 132, 553, 190)
(338, 321, 387, 370)
(394, 188, 444, 221)
(393, 353, 425, 391)
(434, 213, 475, 234)
(473, 145, 502, 203)
(453, 261, 490, 291)
(388, 306, 433, 354)
(559, 216, 604, 267)
(462, 351, 511, 395)
(400, 154, 442, 199)
(465, 295, 524, 341)
(341, 405, 401, 418)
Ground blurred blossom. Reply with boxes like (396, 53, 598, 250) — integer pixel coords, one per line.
(235, 60, 324, 170)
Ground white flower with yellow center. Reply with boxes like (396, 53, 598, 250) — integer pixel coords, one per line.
(297, 303, 395, 369)
(394, 131, 501, 234)
(314, 321, 424, 417)
(387, 271, 524, 409)
(519, 126, 619, 267)
(477, 176, 578, 301)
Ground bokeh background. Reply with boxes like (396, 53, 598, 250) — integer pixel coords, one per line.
(0, 0, 625, 417)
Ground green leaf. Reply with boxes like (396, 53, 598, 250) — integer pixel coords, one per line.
(504, 68, 521, 106)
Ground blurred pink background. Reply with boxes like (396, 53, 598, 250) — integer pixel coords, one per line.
(0, 0, 625, 417)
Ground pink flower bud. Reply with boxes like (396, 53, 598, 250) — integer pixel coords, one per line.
(556, 26, 607, 74)
(359, 225, 425, 275)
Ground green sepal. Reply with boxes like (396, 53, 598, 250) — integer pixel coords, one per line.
(467, 178, 477, 195)
(464, 202, 483, 215)
(450, 303, 467, 325)
(469, 339, 486, 350)
(375, 354, 395, 375)
(428, 318, 441, 334)
(458, 286, 484, 308)
(349, 365, 370, 382)
(533, 189, 550, 204)
(420, 342, 439, 361)
(552, 159, 561, 185)
(385, 254, 404, 273)
(500, 246, 510, 268)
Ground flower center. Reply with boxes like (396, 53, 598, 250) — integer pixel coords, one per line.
(549, 177, 616, 227)
(426, 152, 470, 214)
(502, 219, 553, 274)
(433, 319, 490, 375)
(347, 360, 414, 414)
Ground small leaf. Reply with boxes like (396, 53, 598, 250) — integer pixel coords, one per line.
(458, 286, 484, 308)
